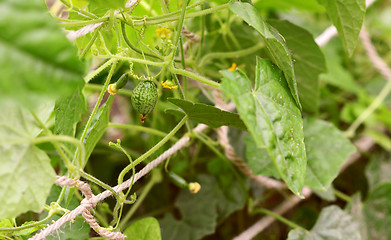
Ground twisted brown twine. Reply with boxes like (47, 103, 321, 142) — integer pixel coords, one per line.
(181, 27, 201, 55)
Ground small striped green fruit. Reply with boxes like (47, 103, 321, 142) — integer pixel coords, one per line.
(131, 80, 158, 123)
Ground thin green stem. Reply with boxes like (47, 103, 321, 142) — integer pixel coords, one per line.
(84, 58, 117, 83)
(31, 135, 85, 173)
(99, 55, 165, 67)
(169, 66, 220, 88)
(159, 0, 170, 14)
(111, 143, 135, 187)
(179, 37, 188, 98)
(196, 3, 206, 60)
(108, 123, 179, 141)
(333, 189, 351, 202)
(80, 62, 117, 142)
(119, 117, 188, 177)
(173, 0, 189, 52)
(120, 21, 163, 60)
(253, 208, 306, 231)
(79, 25, 102, 59)
(79, 61, 118, 168)
(60, 17, 108, 27)
(225, 10, 241, 50)
(30, 111, 74, 168)
(85, 83, 132, 97)
(345, 81, 391, 138)
(30, 112, 78, 204)
(59, 0, 98, 19)
(78, 170, 120, 200)
(199, 42, 264, 66)
(0, 213, 55, 232)
(155, 0, 207, 19)
(118, 171, 159, 229)
(130, 4, 228, 26)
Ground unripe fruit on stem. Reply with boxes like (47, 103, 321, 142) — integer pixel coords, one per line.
(131, 80, 158, 123)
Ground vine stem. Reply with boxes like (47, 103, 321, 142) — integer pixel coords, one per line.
(78, 170, 121, 203)
(59, 0, 98, 19)
(31, 135, 85, 173)
(78, 61, 118, 168)
(144, 0, 207, 21)
(118, 170, 160, 229)
(129, 4, 229, 26)
(60, 17, 108, 27)
(345, 81, 391, 138)
(252, 208, 306, 231)
(173, 0, 190, 53)
(0, 212, 55, 232)
(199, 42, 264, 66)
(84, 58, 117, 83)
(117, 117, 188, 180)
(169, 66, 220, 88)
(333, 188, 351, 202)
(99, 55, 165, 67)
(345, 26, 391, 138)
(108, 123, 179, 141)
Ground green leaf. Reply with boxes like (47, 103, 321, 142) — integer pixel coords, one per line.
(160, 175, 218, 240)
(124, 217, 161, 240)
(303, 118, 356, 190)
(0, 101, 54, 145)
(319, 0, 366, 56)
(245, 134, 280, 178)
(313, 186, 336, 201)
(206, 158, 247, 221)
(268, 20, 327, 113)
(319, 42, 361, 93)
(288, 205, 361, 240)
(0, 0, 85, 108)
(160, 174, 246, 240)
(345, 193, 367, 239)
(0, 102, 56, 218)
(54, 87, 86, 137)
(229, 2, 301, 109)
(245, 117, 355, 191)
(167, 98, 247, 130)
(82, 95, 113, 161)
(365, 153, 391, 191)
(221, 57, 306, 196)
(255, 0, 325, 12)
(0, 144, 56, 218)
(363, 183, 391, 239)
(46, 217, 90, 240)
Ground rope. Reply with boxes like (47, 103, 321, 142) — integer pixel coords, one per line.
(181, 27, 201, 55)
(360, 26, 391, 80)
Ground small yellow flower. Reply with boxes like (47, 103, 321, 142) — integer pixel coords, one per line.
(156, 27, 171, 39)
(228, 63, 237, 71)
(161, 80, 178, 89)
(107, 84, 117, 95)
(188, 182, 201, 194)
